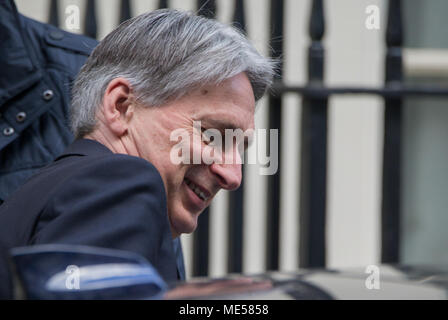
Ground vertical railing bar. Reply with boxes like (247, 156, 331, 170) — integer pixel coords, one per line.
(197, 0, 217, 19)
(227, 0, 246, 274)
(84, 0, 98, 39)
(265, 0, 284, 271)
(192, 0, 217, 277)
(158, 0, 169, 9)
(119, 0, 132, 23)
(232, 0, 246, 33)
(381, 0, 403, 263)
(299, 0, 327, 268)
(48, 0, 59, 27)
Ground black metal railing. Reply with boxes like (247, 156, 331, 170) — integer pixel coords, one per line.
(382, 0, 403, 264)
(119, 0, 132, 23)
(48, 0, 59, 27)
(265, 0, 283, 272)
(298, 0, 327, 268)
(47, 0, 448, 276)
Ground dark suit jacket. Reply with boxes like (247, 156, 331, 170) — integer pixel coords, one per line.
(0, 139, 184, 299)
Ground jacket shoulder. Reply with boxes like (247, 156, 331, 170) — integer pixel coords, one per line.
(43, 26, 98, 57)
(51, 153, 166, 198)
(21, 14, 98, 56)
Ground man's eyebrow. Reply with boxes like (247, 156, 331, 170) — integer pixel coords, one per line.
(199, 118, 243, 131)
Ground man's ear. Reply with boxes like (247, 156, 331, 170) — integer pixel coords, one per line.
(101, 78, 135, 137)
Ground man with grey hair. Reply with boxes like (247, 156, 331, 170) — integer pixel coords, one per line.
(0, 9, 274, 298)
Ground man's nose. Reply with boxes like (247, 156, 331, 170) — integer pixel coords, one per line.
(209, 162, 242, 191)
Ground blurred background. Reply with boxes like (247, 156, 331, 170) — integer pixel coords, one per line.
(14, 0, 448, 279)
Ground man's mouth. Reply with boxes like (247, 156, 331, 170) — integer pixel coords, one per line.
(184, 178, 210, 201)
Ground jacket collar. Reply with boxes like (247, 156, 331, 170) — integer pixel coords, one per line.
(0, 0, 42, 106)
(55, 139, 113, 161)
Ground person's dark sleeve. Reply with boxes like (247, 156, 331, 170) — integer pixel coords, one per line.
(30, 155, 176, 280)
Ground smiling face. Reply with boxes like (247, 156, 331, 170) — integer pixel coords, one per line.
(127, 73, 255, 238)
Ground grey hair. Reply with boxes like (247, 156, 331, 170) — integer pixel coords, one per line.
(71, 9, 276, 138)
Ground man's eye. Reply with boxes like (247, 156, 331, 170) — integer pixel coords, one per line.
(202, 128, 221, 144)
(201, 128, 211, 144)
(201, 129, 226, 153)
